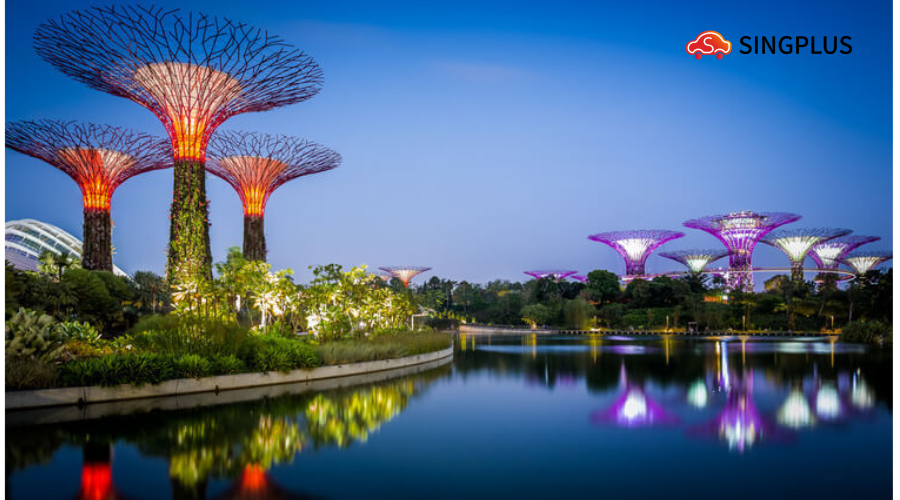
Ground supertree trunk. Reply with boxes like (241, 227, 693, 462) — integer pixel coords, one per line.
(790, 263, 804, 284)
(243, 214, 267, 261)
(81, 209, 113, 272)
(167, 160, 212, 282)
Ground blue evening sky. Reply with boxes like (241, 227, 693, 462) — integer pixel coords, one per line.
(5, 0, 892, 284)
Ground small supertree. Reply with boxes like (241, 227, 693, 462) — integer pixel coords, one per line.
(841, 251, 892, 276)
(588, 230, 684, 278)
(571, 275, 588, 283)
(6, 120, 169, 271)
(684, 211, 800, 291)
(379, 266, 431, 288)
(810, 235, 881, 270)
(524, 270, 577, 281)
(659, 249, 729, 275)
(761, 228, 851, 283)
(207, 131, 340, 261)
(35, 5, 323, 282)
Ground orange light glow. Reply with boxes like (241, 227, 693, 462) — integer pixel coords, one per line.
(240, 465, 268, 492)
(58, 148, 136, 211)
(133, 63, 242, 162)
(217, 156, 288, 216)
(80, 463, 112, 500)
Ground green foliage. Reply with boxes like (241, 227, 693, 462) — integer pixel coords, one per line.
(60, 353, 176, 387)
(6, 358, 59, 390)
(315, 331, 451, 365)
(521, 303, 554, 327)
(173, 354, 212, 379)
(5, 308, 64, 363)
(58, 321, 101, 344)
(563, 297, 594, 329)
(586, 270, 621, 304)
(209, 354, 245, 374)
(842, 321, 891, 344)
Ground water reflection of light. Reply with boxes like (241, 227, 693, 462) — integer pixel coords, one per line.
(591, 384, 679, 428)
(815, 384, 841, 419)
(852, 375, 875, 409)
(621, 391, 648, 422)
(778, 390, 815, 428)
(687, 380, 708, 408)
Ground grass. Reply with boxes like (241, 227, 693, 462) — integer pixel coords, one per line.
(315, 331, 451, 365)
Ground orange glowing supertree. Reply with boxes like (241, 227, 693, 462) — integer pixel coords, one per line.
(207, 131, 341, 261)
(379, 266, 432, 288)
(5, 120, 169, 272)
(34, 5, 323, 282)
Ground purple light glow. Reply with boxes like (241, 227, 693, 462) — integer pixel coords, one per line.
(809, 235, 881, 270)
(588, 230, 684, 277)
(683, 211, 801, 291)
(590, 383, 679, 428)
(523, 270, 577, 281)
(761, 228, 850, 282)
(659, 249, 729, 274)
(571, 274, 588, 283)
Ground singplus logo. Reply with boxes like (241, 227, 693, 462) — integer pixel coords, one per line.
(686, 32, 852, 59)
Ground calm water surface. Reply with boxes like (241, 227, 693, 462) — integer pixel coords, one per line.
(7, 335, 893, 500)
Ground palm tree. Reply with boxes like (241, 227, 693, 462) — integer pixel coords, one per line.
(38, 250, 78, 281)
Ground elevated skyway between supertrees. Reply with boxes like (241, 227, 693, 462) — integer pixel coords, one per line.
(761, 228, 851, 283)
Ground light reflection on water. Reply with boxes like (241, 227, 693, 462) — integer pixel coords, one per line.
(6, 335, 892, 500)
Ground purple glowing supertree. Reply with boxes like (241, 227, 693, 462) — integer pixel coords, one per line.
(659, 249, 729, 275)
(810, 235, 880, 270)
(761, 228, 851, 283)
(683, 211, 801, 291)
(524, 270, 577, 281)
(840, 251, 892, 276)
(571, 275, 588, 283)
(587, 230, 684, 278)
(379, 266, 431, 288)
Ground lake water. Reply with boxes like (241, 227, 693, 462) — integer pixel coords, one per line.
(6, 334, 893, 500)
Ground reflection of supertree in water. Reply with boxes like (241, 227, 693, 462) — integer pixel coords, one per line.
(684, 211, 801, 291)
(207, 131, 341, 261)
(73, 444, 131, 500)
(35, 5, 322, 282)
(211, 464, 320, 500)
(841, 251, 892, 276)
(812, 382, 844, 421)
(777, 385, 815, 429)
(659, 249, 728, 275)
(5, 120, 169, 271)
(761, 228, 850, 283)
(588, 230, 684, 278)
(523, 270, 577, 281)
(590, 365, 679, 428)
(809, 235, 880, 270)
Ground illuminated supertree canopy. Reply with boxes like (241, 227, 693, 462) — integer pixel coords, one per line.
(34, 5, 323, 282)
(841, 250, 892, 276)
(208, 131, 340, 261)
(5, 120, 169, 272)
(761, 228, 851, 282)
(683, 211, 801, 291)
(587, 230, 684, 277)
(524, 270, 577, 281)
(810, 235, 880, 270)
(379, 266, 431, 288)
(659, 249, 728, 275)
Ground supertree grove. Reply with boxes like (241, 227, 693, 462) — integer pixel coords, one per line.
(207, 131, 341, 261)
(683, 211, 800, 291)
(379, 266, 432, 288)
(659, 249, 729, 275)
(809, 235, 881, 270)
(34, 5, 323, 282)
(524, 270, 578, 281)
(588, 230, 684, 279)
(5, 120, 169, 271)
(761, 228, 851, 283)
(841, 251, 892, 276)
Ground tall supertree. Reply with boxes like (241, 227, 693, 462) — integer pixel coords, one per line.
(809, 235, 880, 270)
(524, 270, 577, 281)
(379, 266, 431, 288)
(5, 120, 169, 271)
(207, 131, 340, 261)
(659, 249, 729, 275)
(34, 5, 323, 282)
(588, 230, 684, 279)
(684, 211, 800, 291)
(841, 251, 892, 276)
(761, 228, 850, 283)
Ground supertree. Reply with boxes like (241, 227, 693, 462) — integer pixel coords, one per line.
(34, 5, 323, 282)
(659, 249, 729, 275)
(761, 228, 851, 283)
(587, 230, 684, 278)
(5, 120, 169, 272)
(810, 235, 880, 270)
(379, 266, 431, 288)
(683, 211, 800, 291)
(571, 275, 588, 283)
(207, 131, 340, 261)
(523, 270, 577, 281)
(841, 251, 892, 276)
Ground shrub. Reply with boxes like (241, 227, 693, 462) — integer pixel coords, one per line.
(58, 321, 102, 344)
(5, 308, 64, 363)
(210, 354, 245, 375)
(173, 354, 212, 379)
(59, 353, 175, 387)
(842, 321, 891, 343)
(6, 358, 59, 390)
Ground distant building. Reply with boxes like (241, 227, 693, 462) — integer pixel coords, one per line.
(5, 219, 127, 276)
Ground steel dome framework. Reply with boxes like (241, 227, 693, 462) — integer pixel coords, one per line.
(810, 235, 881, 270)
(761, 228, 851, 283)
(841, 251, 892, 276)
(659, 249, 729, 275)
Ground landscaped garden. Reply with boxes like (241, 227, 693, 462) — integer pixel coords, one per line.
(5, 247, 450, 391)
